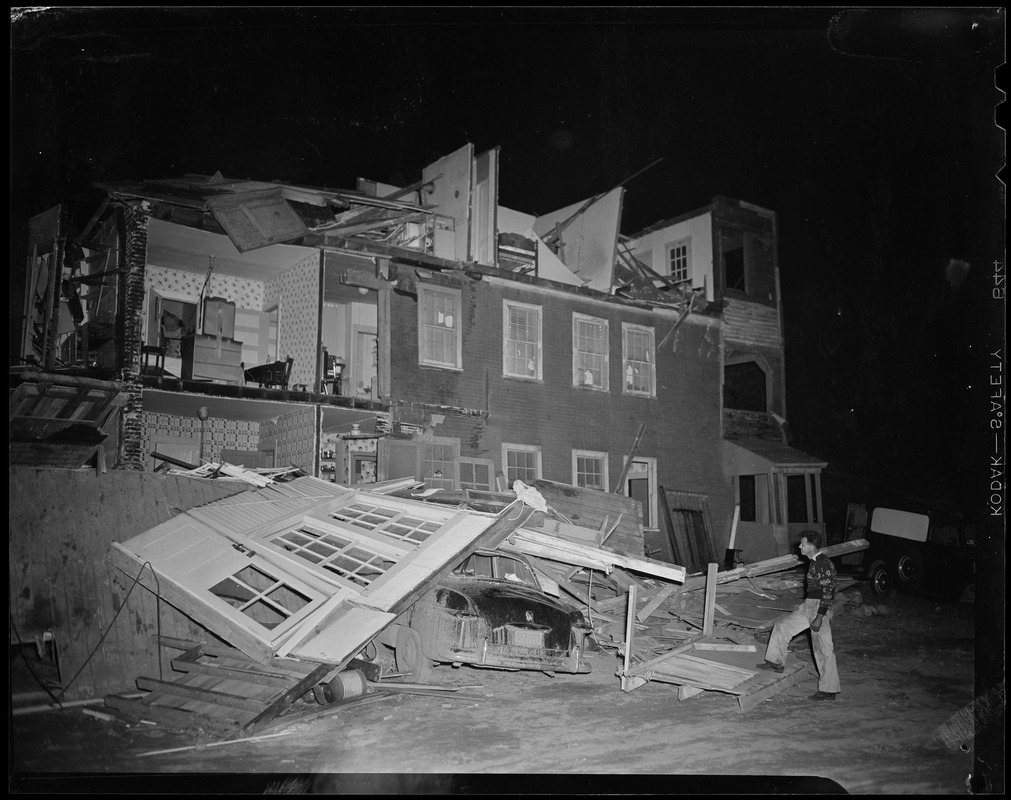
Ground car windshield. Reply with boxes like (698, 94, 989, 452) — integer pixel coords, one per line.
(455, 553, 540, 588)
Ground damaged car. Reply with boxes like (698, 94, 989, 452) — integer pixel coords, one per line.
(376, 551, 593, 680)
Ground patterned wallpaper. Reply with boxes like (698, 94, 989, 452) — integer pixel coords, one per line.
(264, 252, 321, 388)
(272, 405, 319, 474)
(141, 412, 260, 464)
(144, 264, 266, 341)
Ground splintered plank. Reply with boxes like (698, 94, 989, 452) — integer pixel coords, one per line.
(635, 583, 680, 622)
(736, 662, 810, 712)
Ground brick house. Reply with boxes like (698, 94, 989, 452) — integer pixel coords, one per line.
(14, 143, 825, 565)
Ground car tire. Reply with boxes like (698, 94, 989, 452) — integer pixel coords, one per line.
(869, 560, 892, 596)
(395, 626, 434, 683)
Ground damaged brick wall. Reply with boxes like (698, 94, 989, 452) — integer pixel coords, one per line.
(386, 267, 729, 541)
(118, 203, 149, 470)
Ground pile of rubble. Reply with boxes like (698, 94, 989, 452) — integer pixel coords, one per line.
(103, 470, 867, 738)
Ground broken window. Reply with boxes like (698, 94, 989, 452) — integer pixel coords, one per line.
(458, 458, 494, 491)
(418, 285, 461, 369)
(573, 450, 608, 491)
(724, 360, 769, 412)
(573, 314, 609, 390)
(503, 300, 542, 380)
(209, 565, 311, 630)
(503, 444, 540, 484)
(666, 237, 691, 283)
(622, 324, 655, 397)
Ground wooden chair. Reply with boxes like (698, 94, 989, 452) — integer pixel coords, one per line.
(141, 345, 166, 376)
(320, 349, 345, 395)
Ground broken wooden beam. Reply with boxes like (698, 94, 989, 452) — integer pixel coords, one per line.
(506, 528, 686, 583)
(680, 539, 869, 591)
(702, 563, 718, 636)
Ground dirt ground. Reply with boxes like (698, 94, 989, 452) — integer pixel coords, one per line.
(9, 584, 995, 795)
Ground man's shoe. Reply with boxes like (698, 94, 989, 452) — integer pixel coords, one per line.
(755, 661, 785, 674)
(810, 691, 838, 701)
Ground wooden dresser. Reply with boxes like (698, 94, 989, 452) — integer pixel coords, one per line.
(181, 334, 244, 383)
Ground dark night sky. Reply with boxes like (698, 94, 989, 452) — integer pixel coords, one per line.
(10, 6, 1006, 521)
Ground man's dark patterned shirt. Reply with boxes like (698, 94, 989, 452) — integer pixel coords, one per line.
(806, 553, 837, 615)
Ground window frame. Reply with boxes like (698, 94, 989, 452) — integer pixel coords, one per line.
(572, 313, 609, 391)
(502, 299, 543, 381)
(421, 436, 460, 490)
(501, 443, 542, 485)
(417, 284, 463, 370)
(621, 323, 656, 398)
(457, 457, 495, 492)
(572, 449, 609, 492)
(665, 236, 692, 284)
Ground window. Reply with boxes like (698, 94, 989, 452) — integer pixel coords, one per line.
(503, 300, 542, 379)
(724, 360, 769, 412)
(666, 237, 691, 283)
(458, 458, 494, 491)
(572, 314, 608, 390)
(209, 564, 311, 630)
(622, 324, 655, 396)
(503, 444, 541, 485)
(272, 525, 397, 588)
(422, 440, 458, 490)
(418, 285, 462, 369)
(573, 450, 608, 492)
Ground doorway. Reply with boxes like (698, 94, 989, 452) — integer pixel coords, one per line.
(624, 457, 658, 530)
(352, 327, 378, 399)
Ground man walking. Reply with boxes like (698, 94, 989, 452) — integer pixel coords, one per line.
(757, 530, 841, 701)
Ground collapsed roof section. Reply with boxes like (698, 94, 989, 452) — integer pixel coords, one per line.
(92, 144, 704, 314)
(108, 477, 539, 667)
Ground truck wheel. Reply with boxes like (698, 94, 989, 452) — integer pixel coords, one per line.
(896, 551, 923, 588)
(869, 560, 891, 596)
(395, 626, 434, 683)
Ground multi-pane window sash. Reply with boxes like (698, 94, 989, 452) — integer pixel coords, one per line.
(505, 448, 539, 484)
(623, 325, 655, 396)
(459, 459, 493, 491)
(272, 525, 398, 588)
(423, 442, 457, 489)
(328, 501, 442, 544)
(419, 286, 460, 368)
(209, 564, 311, 630)
(668, 239, 690, 283)
(504, 302, 541, 379)
(573, 314, 608, 389)
(575, 454, 606, 490)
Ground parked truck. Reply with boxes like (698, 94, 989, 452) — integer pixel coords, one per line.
(863, 507, 976, 601)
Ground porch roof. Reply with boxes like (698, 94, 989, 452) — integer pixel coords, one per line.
(724, 437, 828, 470)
